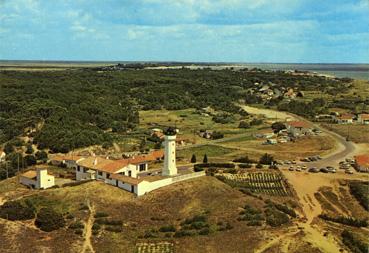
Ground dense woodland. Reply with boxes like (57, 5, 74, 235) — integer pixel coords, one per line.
(0, 67, 355, 155)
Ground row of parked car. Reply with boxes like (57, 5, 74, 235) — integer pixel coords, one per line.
(300, 156, 322, 162)
(288, 165, 354, 174)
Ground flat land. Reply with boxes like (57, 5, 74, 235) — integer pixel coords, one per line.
(322, 124, 369, 143)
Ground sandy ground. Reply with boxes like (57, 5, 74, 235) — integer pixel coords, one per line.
(241, 105, 298, 121)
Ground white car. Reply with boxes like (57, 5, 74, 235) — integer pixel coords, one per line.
(289, 167, 294, 171)
(345, 169, 354, 174)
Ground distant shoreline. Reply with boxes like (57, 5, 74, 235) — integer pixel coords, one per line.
(0, 61, 368, 80)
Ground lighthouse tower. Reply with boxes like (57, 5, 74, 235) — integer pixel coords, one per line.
(163, 127, 178, 176)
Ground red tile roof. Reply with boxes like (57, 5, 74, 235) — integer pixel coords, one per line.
(287, 121, 311, 128)
(355, 154, 369, 167)
(359, 114, 369, 120)
(339, 114, 354, 120)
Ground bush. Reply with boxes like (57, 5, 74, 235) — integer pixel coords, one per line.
(92, 223, 101, 230)
(349, 182, 369, 211)
(69, 221, 84, 229)
(233, 156, 256, 164)
(174, 230, 195, 237)
(319, 214, 368, 227)
(255, 163, 263, 169)
(94, 212, 109, 218)
(0, 200, 35, 220)
(250, 119, 263, 126)
(74, 229, 83, 235)
(105, 226, 122, 233)
(159, 225, 176, 232)
(265, 208, 289, 227)
(239, 163, 252, 169)
(259, 153, 274, 165)
(341, 230, 368, 253)
(190, 154, 196, 163)
(35, 207, 66, 232)
(238, 121, 250, 129)
(247, 220, 262, 226)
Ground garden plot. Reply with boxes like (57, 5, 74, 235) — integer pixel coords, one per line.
(135, 242, 174, 253)
(217, 172, 292, 196)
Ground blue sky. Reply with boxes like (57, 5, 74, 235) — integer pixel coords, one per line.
(0, 0, 368, 63)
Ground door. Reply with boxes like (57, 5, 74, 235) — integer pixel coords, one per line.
(115, 180, 118, 187)
(128, 171, 132, 177)
(131, 185, 134, 193)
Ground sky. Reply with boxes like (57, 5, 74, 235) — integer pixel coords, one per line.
(0, 0, 368, 63)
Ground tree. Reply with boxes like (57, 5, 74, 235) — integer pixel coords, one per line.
(271, 122, 286, 133)
(35, 150, 48, 161)
(259, 153, 274, 165)
(191, 154, 197, 163)
(24, 155, 37, 167)
(4, 143, 14, 154)
(25, 144, 34, 154)
(203, 154, 208, 163)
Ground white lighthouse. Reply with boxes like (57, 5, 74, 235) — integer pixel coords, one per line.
(163, 127, 178, 176)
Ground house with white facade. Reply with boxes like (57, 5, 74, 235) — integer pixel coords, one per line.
(285, 121, 312, 137)
(358, 114, 369, 125)
(336, 114, 354, 124)
(19, 168, 55, 189)
(74, 128, 205, 196)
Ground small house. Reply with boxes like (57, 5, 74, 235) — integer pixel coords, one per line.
(358, 114, 369, 125)
(337, 114, 354, 124)
(19, 168, 55, 189)
(286, 121, 312, 137)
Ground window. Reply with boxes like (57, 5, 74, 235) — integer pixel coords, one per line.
(106, 173, 110, 179)
(139, 163, 146, 171)
(98, 171, 103, 176)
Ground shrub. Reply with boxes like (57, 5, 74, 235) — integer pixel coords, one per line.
(105, 226, 122, 233)
(94, 212, 109, 218)
(233, 156, 256, 163)
(35, 207, 66, 232)
(92, 223, 101, 230)
(247, 220, 262, 226)
(198, 227, 210, 235)
(255, 163, 263, 169)
(0, 200, 35, 220)
(259, 153, 274, 165)
(174, 230, 195, 237)
(203, 154, 208, 163)
(349, 182, 369, 211)
(69, 221, 84, 229)
(239, 163, 252, 169)
(265, 208, 289, 227)
(238, 121, 250, 129)
(341, 230, 368, 253)
(319, 214, 368, 227)
(74, 229, 83, 235)
(159, 225, 176, 232)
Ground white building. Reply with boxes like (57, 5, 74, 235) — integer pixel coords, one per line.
(286, 121, 312, 137)
(358, 114, 369, 125)
(0, 149, 5, 163)
(336, 114, 354, 124)
(19, 168, 55, 189)
(163, 128, 178, 176)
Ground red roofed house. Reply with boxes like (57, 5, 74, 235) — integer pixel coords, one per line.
(358, 114, 369, 125)
(354, 154, 369, 172)
(337, 114, 354, 124)
(286, 121, 312, 137)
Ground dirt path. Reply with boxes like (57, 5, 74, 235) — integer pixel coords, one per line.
(81, 199, 95, 253)
(254, 230, 300, 253)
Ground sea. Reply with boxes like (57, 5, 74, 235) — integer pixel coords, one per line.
(0, 61, 368, 81)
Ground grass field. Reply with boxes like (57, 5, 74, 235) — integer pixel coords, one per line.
(322, 124, 369, 143)
(139, 109, 264, 141)
(177, 144, 236, 161)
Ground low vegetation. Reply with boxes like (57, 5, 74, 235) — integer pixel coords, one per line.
(341, 230, 368, 253)
(318, 214, 368, 228)
(35, 207, 66, 232)
(349, 181, 369, 211)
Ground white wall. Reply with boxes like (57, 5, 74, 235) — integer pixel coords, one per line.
(19, 177, 37, 188)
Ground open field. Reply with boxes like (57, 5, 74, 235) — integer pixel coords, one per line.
(139, 109, 264, 142)
(177, 144, 236, 162)
(322, 124, 369, 143)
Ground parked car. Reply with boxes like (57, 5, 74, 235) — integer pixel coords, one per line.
(284, 160, 292, 165)
(296, 167, 302, 172)
(301, 158, 310, 162)
(326, 167, 336, 173)
(302, 165, 307, 170)
(345, 169, 354, 174)
(289, 167, 294, 171)
(292, 160, 297, 164)
(320, 168, 329, 173)
(308, 167, 319, 173)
